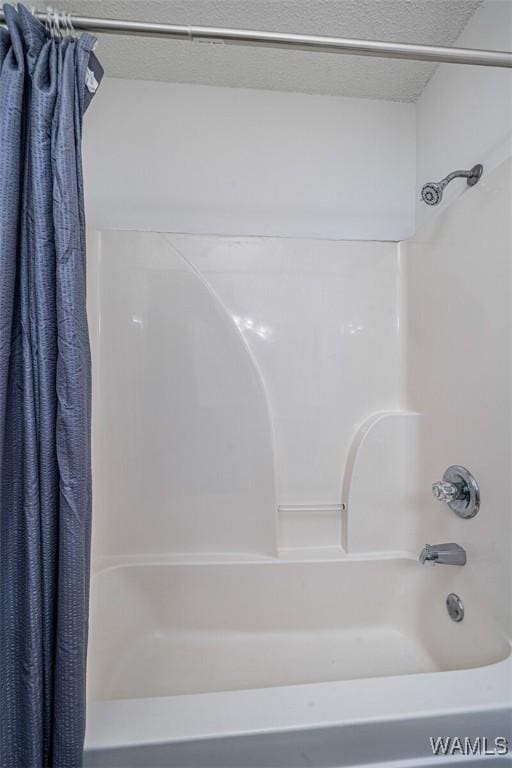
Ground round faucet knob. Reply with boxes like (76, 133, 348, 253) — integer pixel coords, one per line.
(432, 466, 480, 519)
(432, 481, 460, 502)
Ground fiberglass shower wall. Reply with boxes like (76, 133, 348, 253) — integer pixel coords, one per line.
(87, 231, 403, 559)
(405, 0, 512, 643)
(84, 79, 415, 563)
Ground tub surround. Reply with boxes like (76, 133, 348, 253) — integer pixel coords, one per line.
(85, 160, 512, 763)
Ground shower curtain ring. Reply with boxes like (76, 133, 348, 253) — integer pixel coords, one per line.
(44, 6, 51, 36)
(67, 12, 77, 38)
(59, 10, 67, 36)
(60, 11, 71, 37)
(46, 8, 62, 39)
(45, 7, 57, 38)
(57, 10, 64, 36)
(54, 9, 63, 38)
(60, 11, 76, 38)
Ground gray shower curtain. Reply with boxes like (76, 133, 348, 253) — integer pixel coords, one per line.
(0, 5, 102, 767)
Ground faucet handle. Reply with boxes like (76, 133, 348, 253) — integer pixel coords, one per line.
(431, 466, 480, 519)
(432, 481, 460, 502)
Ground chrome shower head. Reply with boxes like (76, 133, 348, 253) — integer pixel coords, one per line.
(421, 163, 483, 206)
(421, 182, 443, 206)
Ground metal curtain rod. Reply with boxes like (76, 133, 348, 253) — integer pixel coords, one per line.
(1, 9, 512, 68)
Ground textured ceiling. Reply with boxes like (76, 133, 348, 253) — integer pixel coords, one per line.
(65, 0, 481, 101)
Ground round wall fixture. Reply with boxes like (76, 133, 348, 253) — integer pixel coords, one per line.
(432, 465, 480, 519)
(446, 593, 464, 622)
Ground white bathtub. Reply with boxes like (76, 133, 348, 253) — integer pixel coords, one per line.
(84, 556, 512, 766)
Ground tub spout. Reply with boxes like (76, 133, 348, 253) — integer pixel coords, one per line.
(419, 543, 467, 566)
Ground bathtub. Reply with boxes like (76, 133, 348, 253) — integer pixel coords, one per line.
(84, 555, 512, 767)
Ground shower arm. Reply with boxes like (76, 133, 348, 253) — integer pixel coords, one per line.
(1, 9, 512, 68)
(421, 163, 483, 206)
(437, 168, 478, 191)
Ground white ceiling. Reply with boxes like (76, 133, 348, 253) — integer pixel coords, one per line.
(66, 0, 482, 101)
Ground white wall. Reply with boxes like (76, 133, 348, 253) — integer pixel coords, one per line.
(416, 0, 512, 229)
(89, 231, 402, 558)
(83, 78, 415, 241)
(412, 0, 512, 629)
(181, 236, 402, 508)
(88, 230, 277, 559)
(82, 1, 511, 242)
(406, 158, 512, 635)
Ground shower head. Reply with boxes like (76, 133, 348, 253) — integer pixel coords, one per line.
(421, 182, 443, 206)
(421, 163, 483, 206)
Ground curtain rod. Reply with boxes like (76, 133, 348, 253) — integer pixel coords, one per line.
(1, 9, 512, 68)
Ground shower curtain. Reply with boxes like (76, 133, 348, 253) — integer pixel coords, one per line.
(0, 5, 102, 767)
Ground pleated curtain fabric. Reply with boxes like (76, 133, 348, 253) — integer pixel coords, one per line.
(0, 5, 102, 767)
